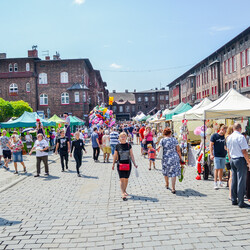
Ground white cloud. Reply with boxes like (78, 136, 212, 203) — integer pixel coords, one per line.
(209, 26, 233, 32)
(110, 63, 122, 69)
(74, 0, 86, 5)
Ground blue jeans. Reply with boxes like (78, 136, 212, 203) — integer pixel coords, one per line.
(230, 157, 247, 207)
(111, 144, 116, 155)
(214, 157, 226, 169)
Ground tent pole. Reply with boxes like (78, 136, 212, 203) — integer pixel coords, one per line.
(204, 119, 206, 165)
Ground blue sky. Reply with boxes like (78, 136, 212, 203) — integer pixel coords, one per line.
(0, 0, 249, 92)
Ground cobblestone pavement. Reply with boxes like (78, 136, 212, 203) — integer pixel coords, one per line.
(0, 143, 250, 250)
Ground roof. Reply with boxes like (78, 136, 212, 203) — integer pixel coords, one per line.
(167, 26, 250, 88)
(110, 92, 135, 104)
(134, 89, 169, 94)
(67, 83, 89, 91)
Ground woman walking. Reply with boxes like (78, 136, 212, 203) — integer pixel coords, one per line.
(70, 131, 86, 177)
(158, 127, 183, 194)
(8, 134, 26, 174)
(112, 132, 138, 201)
(144, 126, 153, 152)
(25, 131, 33, 153)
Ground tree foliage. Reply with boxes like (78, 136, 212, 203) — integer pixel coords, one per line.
(0, 98, 33, 122)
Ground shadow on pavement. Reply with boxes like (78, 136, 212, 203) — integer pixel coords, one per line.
(176, 188, 207, 197)
(129, 195, 159, 202)
(0, 218, 22, 226)
(40, 175, 60, 181)
(82, 175, 99, 179)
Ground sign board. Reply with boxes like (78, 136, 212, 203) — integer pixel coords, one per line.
(37, 110, 45, 119)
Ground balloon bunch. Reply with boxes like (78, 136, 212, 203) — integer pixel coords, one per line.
(89, 106, 116, 127)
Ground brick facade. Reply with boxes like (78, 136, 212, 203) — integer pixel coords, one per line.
(169, 27, 250, 108)
(0, 49, 108, 119)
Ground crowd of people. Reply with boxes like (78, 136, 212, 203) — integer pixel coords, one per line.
(0, 118, 250, 207)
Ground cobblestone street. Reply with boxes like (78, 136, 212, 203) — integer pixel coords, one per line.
(0, 144, 250, 250)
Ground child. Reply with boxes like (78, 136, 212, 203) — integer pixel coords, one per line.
(147, 144, 156, 170)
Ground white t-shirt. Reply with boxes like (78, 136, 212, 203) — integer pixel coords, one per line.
(34, 139, 49, 157)
(102, 135, 110, 147)
(25, 134, 32, 142)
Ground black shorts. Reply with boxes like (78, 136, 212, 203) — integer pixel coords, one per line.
(3, 150, 11, 159)
(117, 164, 132, 179)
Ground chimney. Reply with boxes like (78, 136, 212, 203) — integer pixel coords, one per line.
(125, 89, 128, 93)
(28, 49, 38, 58)
(113, 90, 116, 93)
(0, 53, 6, 59)
(134, 89, 136, 92)
(53, 51, 60, 60)
(155, 87, 158, 90)
(45, 56, 50, 60)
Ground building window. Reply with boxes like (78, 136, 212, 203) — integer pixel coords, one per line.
(229, 58, 232, 74)
(9, 83, 18, 93)
(247, 49, 250, 66)
(60, 72, 68, 83)
(151, 96, 155, 101)
(83, 92, 87, 102)
(241, 51, 246, 68)
(190, 79, 194, 88)
(9, 63, 13, 72)
(225, 82, 227, 91)
(160, 104, 164, 109)
(126, 106, 130, 112)
(132, 105, 135, 112)
(229, 81, 232, 89)
(160, 95, 164, 100)
(14, 63, 18, 72)
(145, 96, 148, 102)
(40, 94, 48, 105)
(26, 82, 31, 92)
(119, 106, 123, 112)
(26, 63, 30, 71)
(138, 97, 141, 102)
(165, 95, 169, 100)
(39, 73, 48, 84)
(241, 77, 246, 88)
(233, 56, 236, 72)
(113, 106, 117, 112)
(61, 92, 69, 104)
(247, 76, 250, 87)
(75, 92, 79, 102)
(225, 60, 228, 75)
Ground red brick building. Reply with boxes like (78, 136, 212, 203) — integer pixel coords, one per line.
(0, 48, 108, 119)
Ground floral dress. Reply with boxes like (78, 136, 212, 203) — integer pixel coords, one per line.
(160, 137, 181, 177)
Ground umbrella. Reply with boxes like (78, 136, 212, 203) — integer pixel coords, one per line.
(22, 128, 34, 133)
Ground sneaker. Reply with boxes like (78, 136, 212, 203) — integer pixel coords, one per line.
(61, 170, 64, 172)
(44, 173, 49, 176)
(77, 174, 81, 177)
(214, 183, 219, 190)
(34, 174, 40, 177)
(14, 171, 18, 174)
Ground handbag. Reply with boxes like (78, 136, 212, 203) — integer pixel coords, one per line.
(119, 163, 130, 171)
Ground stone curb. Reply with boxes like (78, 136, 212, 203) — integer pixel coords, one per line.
(0, 155, 60, 194)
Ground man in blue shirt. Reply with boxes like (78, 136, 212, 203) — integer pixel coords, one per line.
(227, 123, 250, 208)
(210, 125, 228, 190)
(91, 127, 100, 162)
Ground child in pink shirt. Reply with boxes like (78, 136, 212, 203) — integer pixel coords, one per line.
(147, 144, 156, 170)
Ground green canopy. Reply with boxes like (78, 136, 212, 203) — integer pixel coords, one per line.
(73, 116, 85, 126)
(165, 102, 192, 121)
(69, 115, 81, 126)
(0, 111, 56, 128)
(48, 114, 65, 124)
(140, 115, 151, 122)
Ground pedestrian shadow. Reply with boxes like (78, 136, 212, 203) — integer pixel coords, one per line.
(176, 188, 207, 197)
(129, 195, 159, 202)
(81, 175, 99, 179)
(0, 218, 22, 226)
(40, 175, 60, 181)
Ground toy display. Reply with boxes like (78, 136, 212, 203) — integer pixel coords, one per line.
(179, 119, 189, 157)
(89, 106, 115, 127)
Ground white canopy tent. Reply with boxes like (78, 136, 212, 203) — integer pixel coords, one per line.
(172, 98, 212, 122)
(204, 88, 250, 119)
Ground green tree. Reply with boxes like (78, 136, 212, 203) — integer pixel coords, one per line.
(10, 100, 33, 117)
(0, 98, 14, 122)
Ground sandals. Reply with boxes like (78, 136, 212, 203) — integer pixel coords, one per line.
(149, 168, 151, 170)
(172, 190, 176, 194)
(122, 197, 128, 201)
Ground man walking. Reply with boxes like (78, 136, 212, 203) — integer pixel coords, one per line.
(91, 127, 100, 162)
(110, 127, 119, 156)
(55, 130, 70, 172)
(30, 133, 49, 177)
(227, 123, 250, 208)
(210, 124, 228, 190)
